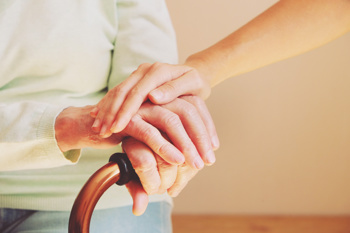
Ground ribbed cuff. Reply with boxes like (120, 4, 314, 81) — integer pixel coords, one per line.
(37, 105, 82, 166)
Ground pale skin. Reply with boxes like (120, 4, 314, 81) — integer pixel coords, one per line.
(91, 0, 350, 138)
(55, 96, 216, 215)
(122, 136, 198, 215)
(67, 0, 350, 215)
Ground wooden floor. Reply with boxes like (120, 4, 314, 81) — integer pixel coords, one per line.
(172, 215, 350, 233)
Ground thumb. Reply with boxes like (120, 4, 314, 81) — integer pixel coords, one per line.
(149, 70, 210, 104)
(125, 180, 149, 216)
(148, 82, 179, 104)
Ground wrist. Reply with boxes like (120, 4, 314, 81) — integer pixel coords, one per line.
(55, 107, 76, 152)
(55, 106, 96, 152)
(184, 53, 213, 99)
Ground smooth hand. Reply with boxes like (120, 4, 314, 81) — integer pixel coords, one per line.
(91, 61, 212, 137)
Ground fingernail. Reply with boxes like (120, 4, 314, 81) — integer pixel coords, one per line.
(206, 150, 216, 165)
(99, 124, 107, 137)
(150, 89, 163, 101)
(111, 120, 125, 133)
(212, 136, 220, 150)
(102, 131, 112, 138)
(193, 156, 204, 169)
(92, 118, 101, 130)
(111, 122, 123, 133)
(110, 122, 117, 133)
(90, 107, 99, 117)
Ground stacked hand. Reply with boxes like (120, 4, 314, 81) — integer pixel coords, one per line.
(55, 94, 219, 215)
(90, 61, 214, 140)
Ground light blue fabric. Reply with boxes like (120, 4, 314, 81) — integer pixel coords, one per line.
(0, 202, 172, 233)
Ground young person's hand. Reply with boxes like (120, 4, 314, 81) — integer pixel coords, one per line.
(91, 61, 212, 137)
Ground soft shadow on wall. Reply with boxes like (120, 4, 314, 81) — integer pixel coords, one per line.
(165, 0, 350, 215)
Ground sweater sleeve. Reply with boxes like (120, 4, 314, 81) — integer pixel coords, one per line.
(0, 101, 81, 171)
(108, 0, 178, 88)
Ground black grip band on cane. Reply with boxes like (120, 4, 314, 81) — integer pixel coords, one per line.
(109, 153, 137, 186)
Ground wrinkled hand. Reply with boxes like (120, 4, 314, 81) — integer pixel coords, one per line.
(123, 96, 218, 168)
(121, 96, 218, 215)
(55, 96, 219, 215)
(55, 105, 123, 151)
(56, 97, 218, 167)
(90, 61, 212, 138)
(123, 137, 198, 216)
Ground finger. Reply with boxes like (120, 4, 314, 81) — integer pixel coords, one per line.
(124, 114, 185, 165)
(111, 63, 192, 133)
(137, 102, 204, 169)
(162, 98, 215, 165)
(95, 91, 126, 137)
(122, 137, 161, 195)
(149, 68, 210, 104)
(167, 164, 198, 197)
(90, 106, 99, 118)
(93, 63, 152, 137)
(154, 153, 177, 193)
(125, 179, 149, 216)
(181, 96, 220, 151)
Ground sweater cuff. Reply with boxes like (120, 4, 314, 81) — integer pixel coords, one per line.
(37, 105, 81, 166)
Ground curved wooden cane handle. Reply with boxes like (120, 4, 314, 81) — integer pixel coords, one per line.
(68, 153, 137, 233)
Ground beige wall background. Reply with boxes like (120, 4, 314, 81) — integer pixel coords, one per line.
(165, 0, 350, 215)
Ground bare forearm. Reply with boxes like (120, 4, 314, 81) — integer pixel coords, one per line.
(186, 0, 350, 87)
(89, 0, 350, 134)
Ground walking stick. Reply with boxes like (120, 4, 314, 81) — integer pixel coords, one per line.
(68, 153, 137, 233)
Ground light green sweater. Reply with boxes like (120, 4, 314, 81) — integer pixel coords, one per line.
(0, 0, 177, 211)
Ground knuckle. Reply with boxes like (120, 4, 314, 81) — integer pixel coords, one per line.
(158, 160, 174, 170)
(184, 95, 203, 106)
(157, 143, 172, 156)
(181, 142, 196, 156)
(133, 155, 157, 174)
(113, 84, 125, 95)
(125, 115, 145, 135)
(129, 85, 144, 100)
(182, 104, 198, 118)
(139, 126, 158, 141)
(138, 63, 151, 70)
(193, 133, 210, 144)
(163, 113, 181, 128)
(126, 116, 138, 129)
(162, 82, 176, 92)
(150, 62, 170, 75)
(151, 62, 163, 69)
(145, 183, 161, 195)
(142, 178, 161, 195)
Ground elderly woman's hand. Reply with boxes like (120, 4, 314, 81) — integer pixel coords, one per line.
(122, 136, 199, 216)
(121, 96, 218, 215)
(55, 95, 218, 215)
(55, 95, 218, 168)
